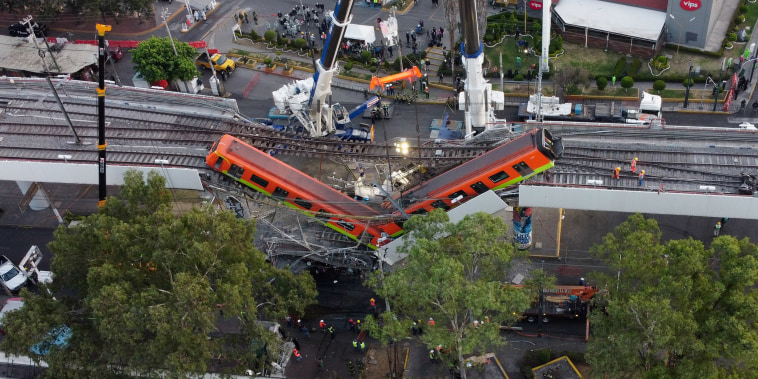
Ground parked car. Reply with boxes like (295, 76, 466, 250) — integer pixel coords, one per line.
(8, 22, 48, 38)
(0, 255, 28, 294)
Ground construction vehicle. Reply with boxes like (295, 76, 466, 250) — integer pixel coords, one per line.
(455, 0, 508, 138)
(519, 285, 599, 323)
(272, 0, 364, 137)
(517, 91, 663, 124)
(0, 246, 52, 295)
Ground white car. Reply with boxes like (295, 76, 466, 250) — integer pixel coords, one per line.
(0, 256, 27, 294)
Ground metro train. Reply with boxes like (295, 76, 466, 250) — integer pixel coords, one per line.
(206, 128, 562, 250)
(206, 135, 402, 248)
(399, 128, 563, 215)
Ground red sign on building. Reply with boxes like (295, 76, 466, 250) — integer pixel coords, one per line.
(680, 0, 701, 11)
(529, 0, 543, 10)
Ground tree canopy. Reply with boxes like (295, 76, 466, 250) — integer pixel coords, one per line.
(0, 170, 317, 377)
(368, 209, 530, 378)
(131, 36, 200, 83)
(587, 213, 758, 378)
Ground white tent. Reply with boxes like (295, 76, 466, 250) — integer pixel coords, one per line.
(344, 24, 376, 44)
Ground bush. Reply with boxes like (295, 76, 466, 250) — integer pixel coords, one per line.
(653, 79, 666, 92)
(343, 62, 353, 72)
(263, 30, 276, 43)
(514, 74, 524, 81)
(360, 50, 372, 65)
(263, 57, 272, 67)
(740, 5, 748, 14)
(531, 22, 541, 34)
(250, 30, 259, 41)
(682, 78, 694, 88)
(620, 75, 634, 90)
(293, 38, 307, 49)
(736, 15, 746, 24)
(596, 76, 608, 90)
(727, 32, 738, 42)
(653, 55, 668, 71)
(566, 84, 582, 95)
(614, 56, 627, 78)
(629, 57, 642, 77)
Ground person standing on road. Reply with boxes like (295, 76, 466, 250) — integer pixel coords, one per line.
(406, 32, 410, 46)
(328, 325, 335, 340)
(353, 339, 359, 352)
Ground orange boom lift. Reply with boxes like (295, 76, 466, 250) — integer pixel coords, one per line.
(370, 66, 422, 90)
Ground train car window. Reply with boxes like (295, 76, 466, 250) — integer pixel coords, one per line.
(228, 164, 244, 179)
(213, 156, 224, 170)
(489, 171, 509, 183)
(448, 190, 467, 199)
(470, 181, 489, 194)
(250, 174, 269, 188)
(272, 187, 289, 201)
(315, 210, 330, 222)
(337, 220, 356, 231)
(410, 208, 428, 215)
(512, 162, 534, 177)
(294, 198, 313, 209)
(431, 200, 451, 210)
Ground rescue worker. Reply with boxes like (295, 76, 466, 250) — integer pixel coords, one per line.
(428, 317, 435, 327)
(631, 157, 638, 173)
(319, 320, 326, 332)
(613, 167, 621, 179)
(328, 324, 335, 340)
(353, 339, 359, 352)
(638, 170, 645, 186)
(293, 348, 302, 362)
(349, 318, 357, 332)
(429, 349, 437, 363)
(360, 341, 366, 352)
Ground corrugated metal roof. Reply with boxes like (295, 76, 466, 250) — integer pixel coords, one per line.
(0, 35, 97, 75)
(554, 0, 666, 41)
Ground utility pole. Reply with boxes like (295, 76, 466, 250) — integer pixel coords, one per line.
(162, 8, 178, 56)
(684, 61, 692, 108)
(96, 24, 112, 206)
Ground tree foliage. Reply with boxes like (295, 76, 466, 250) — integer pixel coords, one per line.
(552, 67, 589, 92)
(620, 75, 634, 91)
(0, 170, 317, 377)
(368, 209, 530, 379)
(3, 0, 153, 23)
(587, 214, 758, 378)
(131, 36, 200, 83)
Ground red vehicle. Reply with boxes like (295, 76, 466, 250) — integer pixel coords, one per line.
(399, 128, 562, 216)
(206, 135, 401, 248)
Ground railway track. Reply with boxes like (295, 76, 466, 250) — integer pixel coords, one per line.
(551, 143, 758, 193)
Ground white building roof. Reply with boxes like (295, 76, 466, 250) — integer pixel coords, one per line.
(554, 0, 666, 41)
(0, 36, 98, 75)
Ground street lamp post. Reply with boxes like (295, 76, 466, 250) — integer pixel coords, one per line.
(668, 14, 695, 62)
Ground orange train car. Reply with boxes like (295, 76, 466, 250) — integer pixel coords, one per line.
(398, 128, 563, 216)
(206, 135, 401, 248)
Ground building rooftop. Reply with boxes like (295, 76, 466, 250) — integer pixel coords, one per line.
(0, 36, 97, 75)
(554, 0, 666, 41)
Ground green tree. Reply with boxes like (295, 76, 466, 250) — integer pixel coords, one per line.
(363, 311, 412, 378)
(263, 30, 276, 44)
(369, 209, 530, 379)
(0, 170, 317, 377)
(131, 36, 200, 83)
(653, 79, 666, 93)
(596, 77, 608, 91)
(587, 214, 758, 378)
(620, 75, 634, 92)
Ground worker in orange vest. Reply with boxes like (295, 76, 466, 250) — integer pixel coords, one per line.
(428, 317, 435, 326)
(631, 157, 638, 173)
(370, 298, 376, 311)
(319, 320, 326, 332)
(293, 348, 302, 362)
(612, 167, 621, 179)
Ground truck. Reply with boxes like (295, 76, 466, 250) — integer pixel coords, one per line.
(196, 52, 236, 74)
(519, 285, 599, 323)
(517, 92, 663, 125)
(0, 246, 52, 295)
